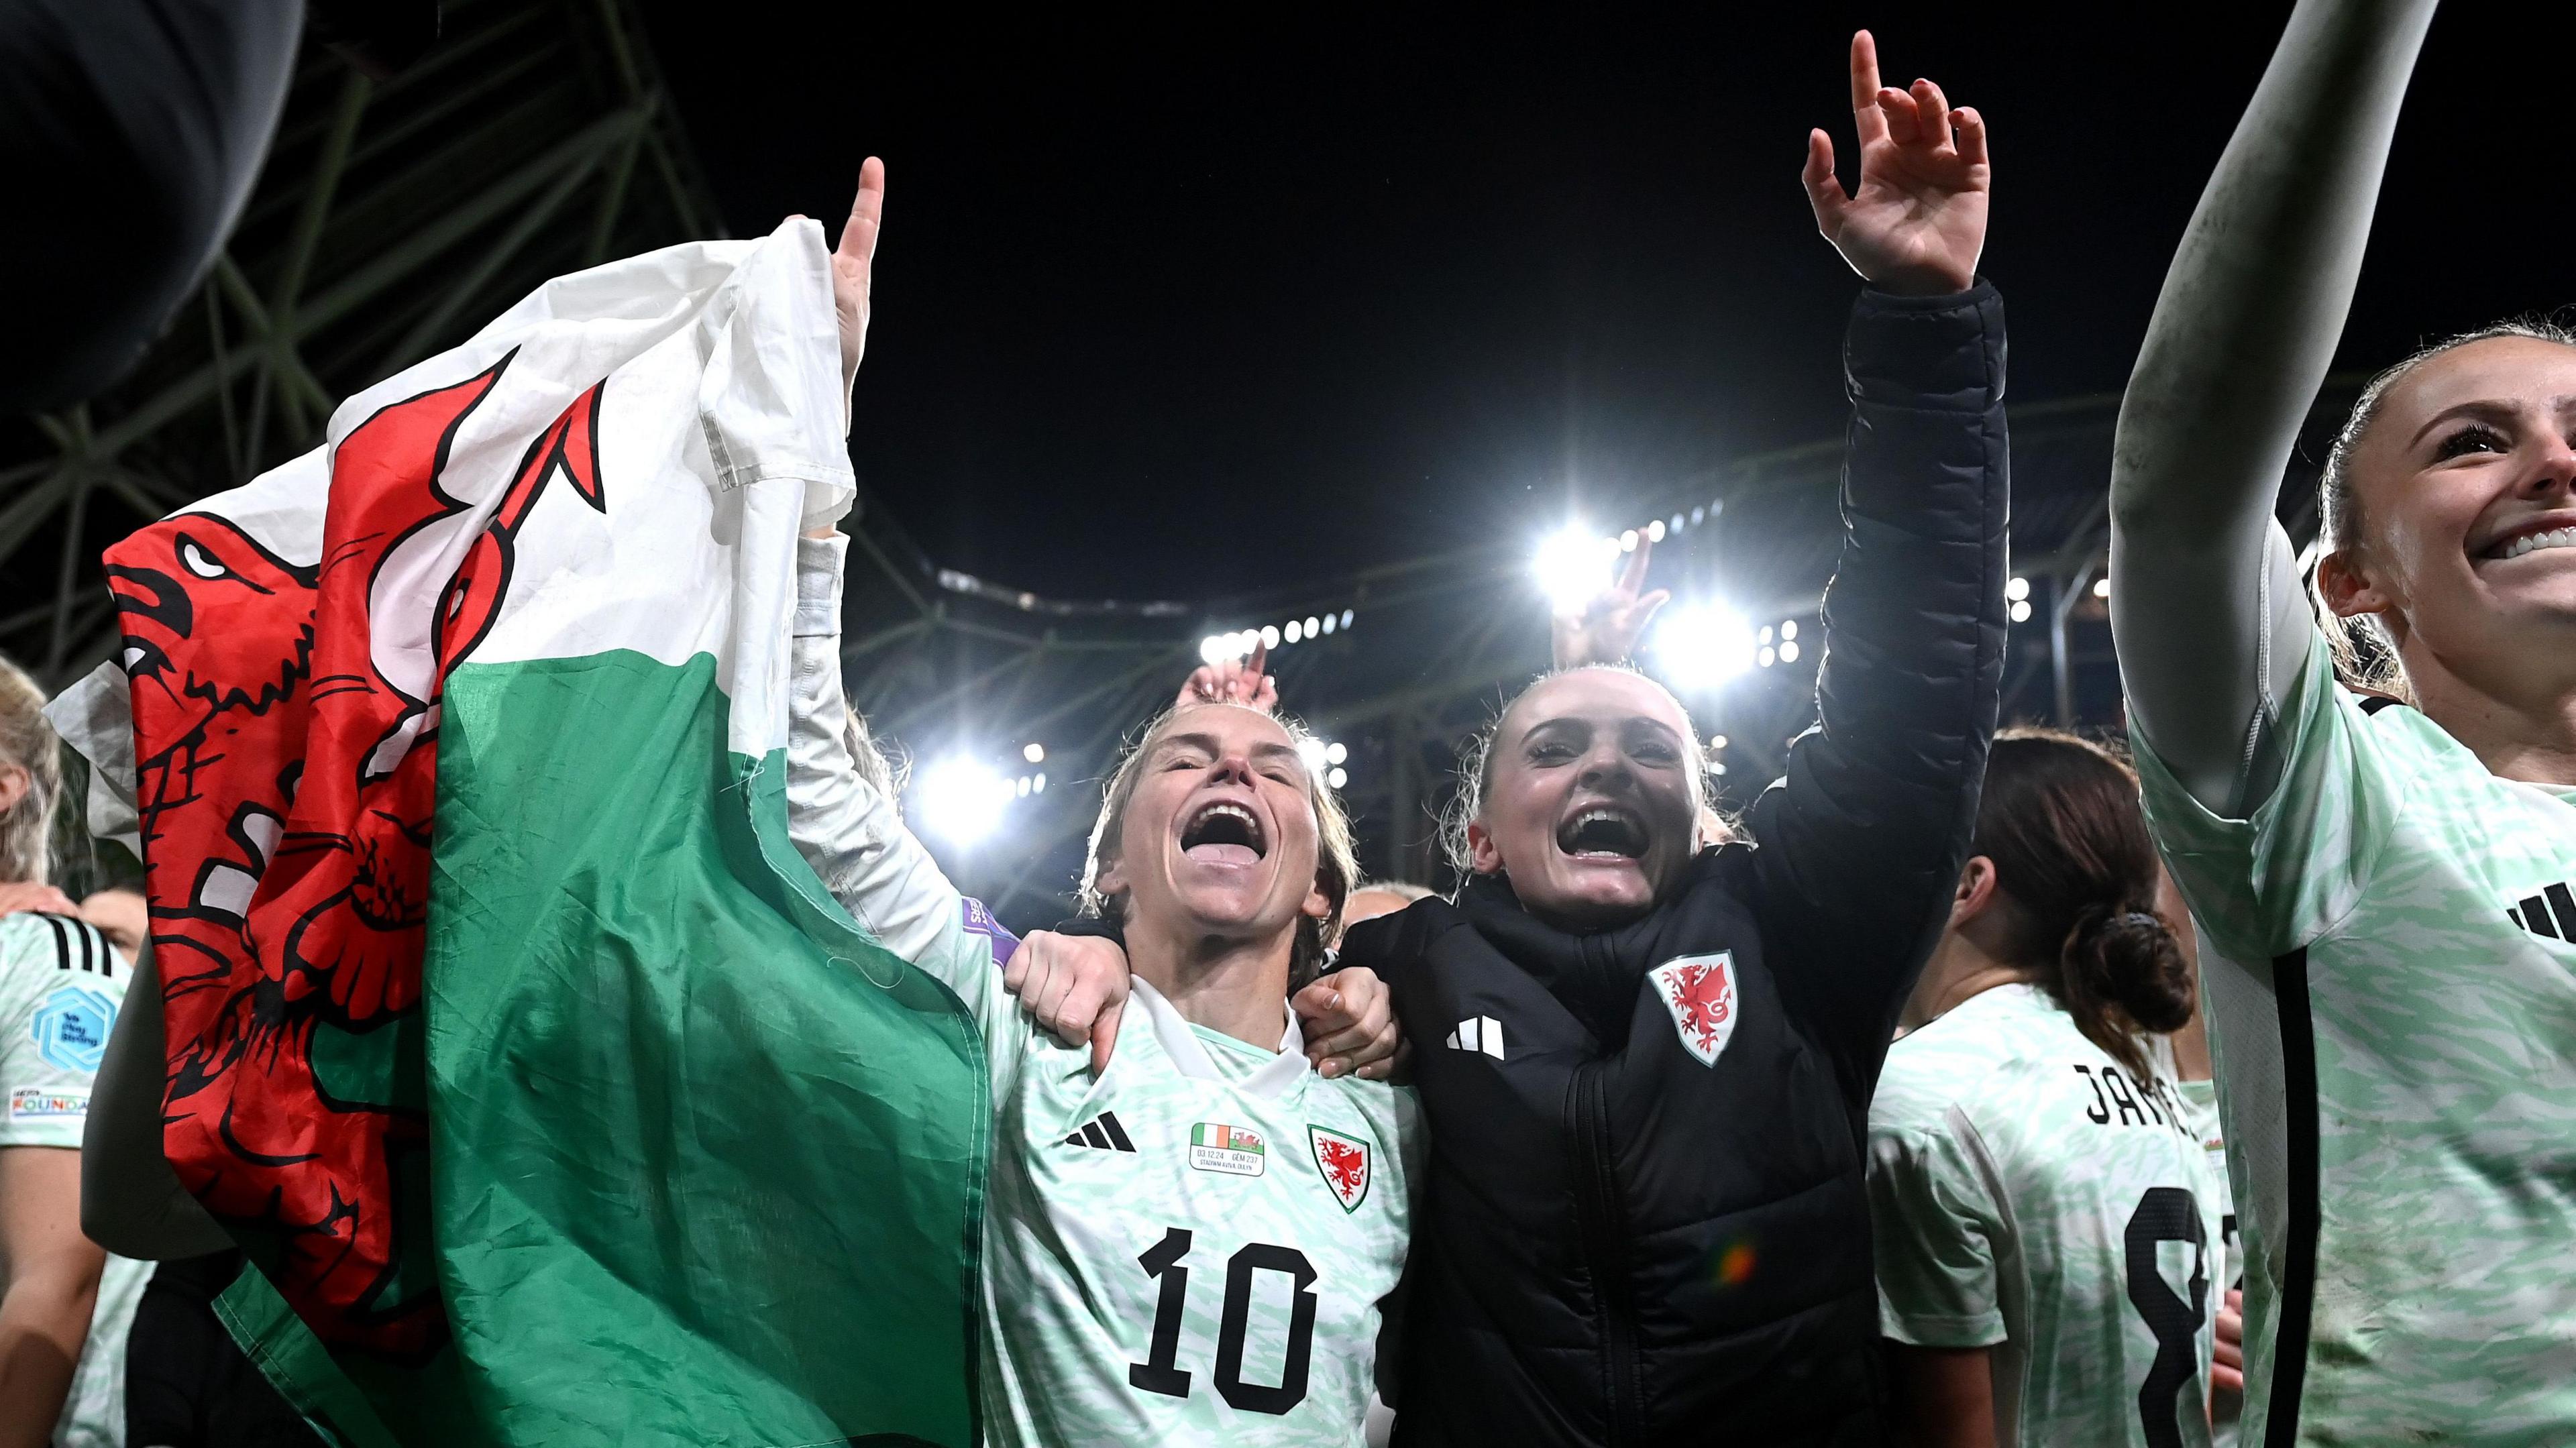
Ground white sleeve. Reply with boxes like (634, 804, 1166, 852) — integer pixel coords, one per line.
(785, 533, 992, 1012)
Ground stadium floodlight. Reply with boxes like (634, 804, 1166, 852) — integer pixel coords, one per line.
(2005, 575, 2031, 602)
(2009, 599, 2035, 623)
(1619, 529, 1640, 553)
(2093, 577, 2110, 599)
(916, 755, 1016, 846)
(1758, 646, 1776, 668)
(1646, 519, 1666, 543)
(1199, 635, 1226, 664)
(1260, 624, 1281, 649)
(1304, 615, 1320, 636)
(1340, 608, 1354, 628)
(1324, 740, 1348, 766)
(1779, 620, 1798, 641)
(1778, 641, 1800, 663)
(1033, 773, 1046, 793)
(1285, 620, 1303, 643)
(1327, 767, 1348, 789)
(1535, 525, 1619, 616)
(1297, 737, 1330, 773)
(1709, 733, 1727, 750)
(1023, 742, 1045, 763)
(1320, 613, 1337, 635)
(1652, 602, 1758, 693)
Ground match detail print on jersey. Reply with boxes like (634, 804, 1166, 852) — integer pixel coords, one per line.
(1650, 952, 1739, 1066)
(1189, 1123, 1266, 1176)
(1307, 1127, 1371, 1213)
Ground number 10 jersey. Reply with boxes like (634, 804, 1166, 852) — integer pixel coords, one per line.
(976, 965, 1417, 1448)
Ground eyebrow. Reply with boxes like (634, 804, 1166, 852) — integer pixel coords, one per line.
(2409, 398, 2528, 449)
(1521, 714, 1685, 741)
(1153, 732, 1305, 765)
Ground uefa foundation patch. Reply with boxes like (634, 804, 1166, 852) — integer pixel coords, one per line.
(9, 1087, 90, 1120)
(1188, 1123, 1265, 1176)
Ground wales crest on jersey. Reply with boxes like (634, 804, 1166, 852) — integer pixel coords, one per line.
(1308, 1126, 1371, 1213)
(1650, 952, 1739, 1067)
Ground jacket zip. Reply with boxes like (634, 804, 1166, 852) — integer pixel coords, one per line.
(1570, 1058, 1640, 1445)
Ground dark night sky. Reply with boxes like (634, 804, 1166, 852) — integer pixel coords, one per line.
(635, 3, 2576, 602)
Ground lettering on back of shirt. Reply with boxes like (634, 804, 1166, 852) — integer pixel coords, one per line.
(2071, 1063, 2180, 1131)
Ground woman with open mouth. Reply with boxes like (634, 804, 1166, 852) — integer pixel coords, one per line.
(2110, 0, 2576, 1441)
(1006, 31, 2007, 1445)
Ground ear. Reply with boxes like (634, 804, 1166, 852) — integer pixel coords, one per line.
(0, 763, 25, 816)
(1095, 854, 1128, 901)
(1302, 877, 1334, 923)
(1949, 855, 2002, 928)
(2316, 547, 2399, 622)
(1466, 818, 1504, 876)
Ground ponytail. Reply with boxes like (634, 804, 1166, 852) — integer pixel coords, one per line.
(1972, 731, 2194, 1082)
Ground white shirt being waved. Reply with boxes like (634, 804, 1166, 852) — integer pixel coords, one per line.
(784, 535, 1417, 1447)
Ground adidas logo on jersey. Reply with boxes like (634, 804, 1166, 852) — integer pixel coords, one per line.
(1064, 1111, 1136, 1153)
(2506, 881, 2576, 941)
(1444, 1015, 1504, 1058)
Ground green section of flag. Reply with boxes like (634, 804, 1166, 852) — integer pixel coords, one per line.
(394, 648, 988, 1447)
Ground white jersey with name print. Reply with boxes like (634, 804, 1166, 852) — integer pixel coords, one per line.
(1870, 983, 2224, 1448)
(784, 533, 1416, 1448)
(2137, 630, 2576, 1446)
(0, 911, 151, 1448)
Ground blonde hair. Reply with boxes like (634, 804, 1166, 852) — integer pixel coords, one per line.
(0, 656, 62, 886)
(1438, 662, 1723, 877)
(2316, 317, 2576, 699)
(1079, 704, 1360, 983)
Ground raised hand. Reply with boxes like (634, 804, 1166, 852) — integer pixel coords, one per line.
(1801, 32, 1988, 296)
(1179, 641, 1277, 712)
(833, 157, 886, 400)
(1553, 536, 1671, 669)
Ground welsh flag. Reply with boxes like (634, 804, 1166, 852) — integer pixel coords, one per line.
(50, 223, 987, 1445)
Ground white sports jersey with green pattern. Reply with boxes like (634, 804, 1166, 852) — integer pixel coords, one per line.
(1, 911, 151, 1447)
(1870, 983, 2223, 1448)
(2137, 630, 2576, 1445)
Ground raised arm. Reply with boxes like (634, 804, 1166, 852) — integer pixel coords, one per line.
(2108, 0, 2438, 811)
(1750, 34, 2006, 1082)
(786, 531, 979, 984)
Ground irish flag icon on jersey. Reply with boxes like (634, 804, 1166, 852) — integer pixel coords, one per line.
(1309, 1126, 1372, 1213)
(1190, 1123, 1267, 1177)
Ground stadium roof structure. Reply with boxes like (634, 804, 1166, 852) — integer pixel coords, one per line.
(0, 1, 2357, 930)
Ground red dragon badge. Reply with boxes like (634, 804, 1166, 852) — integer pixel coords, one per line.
(106, 351, 604, 1359)
(1307, 1125, 1371, 1213)
(1648, 952, 1739, 1068)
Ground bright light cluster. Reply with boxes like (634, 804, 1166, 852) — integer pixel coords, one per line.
(1200, 610, 1355, 665)
(916, 754, 1049, 848)
(1651, 603, 1758, 693)
(1532, 503, 1724, 617)
(1295, 736, 1351, 791)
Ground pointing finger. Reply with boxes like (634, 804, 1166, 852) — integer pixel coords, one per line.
(1847, 32, 1888, 144)
(838, 156, 886, 273)
(1617, 534, 1653, 596)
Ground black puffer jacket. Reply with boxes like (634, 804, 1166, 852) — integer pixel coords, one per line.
(1340, 283, 2008, 1447)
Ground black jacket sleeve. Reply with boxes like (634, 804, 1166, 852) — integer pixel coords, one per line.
(1746, 281, 2007, 1099)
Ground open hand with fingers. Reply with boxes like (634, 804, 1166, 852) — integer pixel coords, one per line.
(1801, 31, 1988, 296)
(1554, 535, 1671, 669)
(1179, 641, 1277, 713)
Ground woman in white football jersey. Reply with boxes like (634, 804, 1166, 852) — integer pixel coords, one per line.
(1869, 730, 2223, 1447)
(2111, 0, 2576, 1439)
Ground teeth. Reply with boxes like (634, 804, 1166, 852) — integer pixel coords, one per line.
(2504, 527, 2576, 560)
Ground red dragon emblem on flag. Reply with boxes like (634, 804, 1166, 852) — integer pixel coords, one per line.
(1307, 1125, 1372, 1213)
(105, 351, 604, 1359)
(1649, 952, 1739, 1068)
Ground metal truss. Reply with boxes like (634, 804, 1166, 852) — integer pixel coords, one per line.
(1, 0, 718, 689)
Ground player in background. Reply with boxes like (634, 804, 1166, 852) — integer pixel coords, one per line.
(0, 655, 151, 1448)
(783, 164, 1416, 1447)
(2144, 869, 2242, 1446)
(1000, 34, 2005, 1443)
(2110, 0, 2576, 1438)
(1869, 731, 2223, 1447)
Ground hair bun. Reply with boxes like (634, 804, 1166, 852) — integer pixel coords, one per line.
(2070, 904, 2194, 1037)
